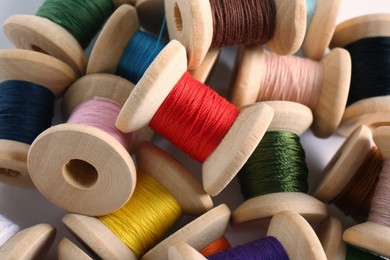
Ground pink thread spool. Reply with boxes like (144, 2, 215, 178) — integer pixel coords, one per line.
(28, 74, 143, 216)
(343, 126, 390, 258)
(231, 45, 351, 138)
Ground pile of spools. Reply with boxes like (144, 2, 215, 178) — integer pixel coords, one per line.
(0, 0, 389, 259)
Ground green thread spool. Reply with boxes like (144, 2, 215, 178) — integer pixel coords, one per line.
(36, 0, 114, 49)
(238, 131, 308, 200)
(232, 101, 328, 225)
(346, 245, 383, 260)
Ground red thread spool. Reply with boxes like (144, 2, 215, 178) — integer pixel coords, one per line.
(116, 40, 274, 196)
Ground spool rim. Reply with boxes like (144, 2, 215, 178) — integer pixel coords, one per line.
(28, 124, 136, 216)
(136, 141, 213, 215)
(231, 192, 328, 225)
(0, 224, 56, 259)
(203, 103, 274, 196)
(316, 217, 347, 260)
(330, 13, 390, 49)
(267, 211, 327, 260)
(338, 97, 390, 137)
(343, 221, 390, 258)
(3, 15, 87, 76)
(0, 49, 76, 97)
(267, 0, 307, 55)
(87, 5, 139, 75)
(312, 47, 351, 138)
(302, 0, 341, 60)
(164, 0, 213, 70)
(142, 204, 231, 260)
(116, 40, 187, 132)
(57, 238, 92, 260)
(312, 125, 373, 202)
(62, 214, 137, 260)
(0, 140, 31, 186)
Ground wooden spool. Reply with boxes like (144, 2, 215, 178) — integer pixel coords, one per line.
(0, 49, 75, 186)
(0, 223, 56, 259)
(231, 45, 351, 138)
(62, 141, 213, 260)
(2, 0, 135, 76)
(343, 126, 390, 258)
(232, 101, 328, 225)
(28, 74, 140, 216)
(316, 217, 347, 260)
(168, 211, 327, 260)
(301, 0, 341, 60)
(143, 204, 230, 260)
(312, 125, 373, 202)
(87, 4, 219, 84)
(116, 40, 275, 196)
(164, 0, 306, 70)
(330, 13, 390, 137)
(57, 238, 92, 260)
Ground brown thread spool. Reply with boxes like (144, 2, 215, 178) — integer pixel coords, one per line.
(86, 4, 219, 84)
(164, 0, 306, 70)
(231, 45, 351, 138)
(168, 211, 327, 260)
(0, 49, 75, 186)
(330, 14, 390, 137)
(313, 125, 382, 223)
(62, 142, 213, 260)
(343, 126, 390, 258)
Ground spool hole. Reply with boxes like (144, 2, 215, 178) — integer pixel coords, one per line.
(63, 159, 98, 189)
(174, 3, 183, 32)
(0, 168, 21, 178)
(31, 44, 49, 55)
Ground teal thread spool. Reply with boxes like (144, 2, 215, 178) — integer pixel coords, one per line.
(0, 49, 75, 186)
(232, 101, 328, 225)
(87, 4, 220, 84)
(301, 0, 341, 60)
(3, 0, 135, 76)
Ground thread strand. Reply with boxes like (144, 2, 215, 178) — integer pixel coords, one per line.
(150, 72, 239, 163)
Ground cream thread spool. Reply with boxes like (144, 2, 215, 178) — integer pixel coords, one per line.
(57, 238, 92, 260)
(168, 211, 327, 260)
(142, 204, 230, 260)
(116, 40, 274, 196)
(0, 49, 75, 186)
(86, 4, 219, 84)
(301, 0, 341, 60)
(28, 74, 139, 216)
(343, 126, 390, 258)
(164, 0, 307, 70)
(231, 45, 351, 138)
(232, 101, 328, 226)
(330, 14, 390, 136)
(0, 215, 56, 260)
(3, 0, 136, 76)
(62, 142, 213, 260)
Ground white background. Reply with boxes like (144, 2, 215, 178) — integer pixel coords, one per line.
(0, 1, 390, 259)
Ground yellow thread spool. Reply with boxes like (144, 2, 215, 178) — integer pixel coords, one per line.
(99, 171, 182, 257)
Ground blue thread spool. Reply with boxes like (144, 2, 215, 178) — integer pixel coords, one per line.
(87, 4, 220, 83)
(0, 49, 75, 186)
